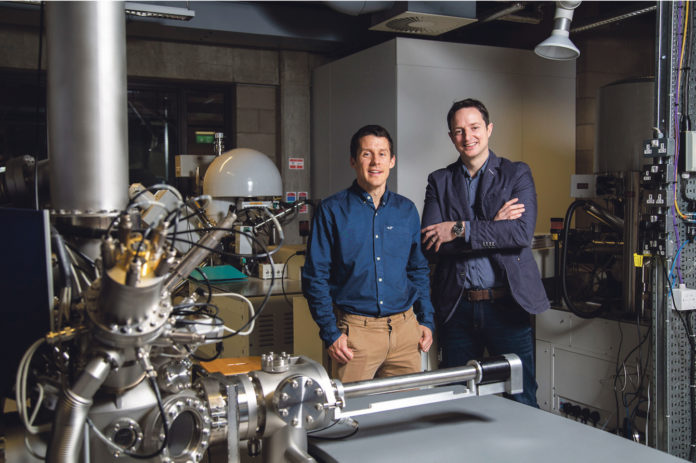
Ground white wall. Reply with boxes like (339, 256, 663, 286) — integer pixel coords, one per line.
(312, 38, 576, 233)
(394, 38, 576, 232)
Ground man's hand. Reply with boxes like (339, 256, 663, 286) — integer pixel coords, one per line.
(421, 221, 457, 252)
(327, 333, 354, 364)
(494, 198, 525, 221)
(418, 325, 433, 352)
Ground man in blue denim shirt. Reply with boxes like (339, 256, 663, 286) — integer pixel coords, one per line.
(302, 125, 435, 382)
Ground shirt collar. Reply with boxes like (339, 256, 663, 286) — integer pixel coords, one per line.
(461, 157, 490, 180)
(349, 180, 392, 206)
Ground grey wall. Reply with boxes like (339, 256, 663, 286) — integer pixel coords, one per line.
(0, 26, 326, 244)
(311, 40, 398, 198)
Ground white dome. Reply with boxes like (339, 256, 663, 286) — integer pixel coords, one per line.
(202, 148, 283, 224)
(203, 148, 282, 198)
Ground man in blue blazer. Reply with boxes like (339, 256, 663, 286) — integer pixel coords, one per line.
(421, 98, 549, 407)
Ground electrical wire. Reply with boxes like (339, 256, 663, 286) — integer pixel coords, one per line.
(281, 251, 304, 308)
(15, 338, 49, 435)
(203, 292, 256, 335)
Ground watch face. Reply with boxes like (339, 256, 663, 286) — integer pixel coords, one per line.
(452, 222, 463, 236)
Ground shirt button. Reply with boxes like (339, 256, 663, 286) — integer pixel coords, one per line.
(379, 278, 383, 282)
(377, 257, 381, 261)
(375, 234, 379, 238)
(380, 301, 384, 304)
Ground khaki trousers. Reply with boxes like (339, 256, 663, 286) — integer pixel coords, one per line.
(333, 308, 422, 383)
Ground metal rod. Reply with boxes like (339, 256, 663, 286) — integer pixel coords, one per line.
(341, 365, 478, 399)
(163, 211, 237, 292)
(571, 5, 656, 34)
(252, 201, 304, 233)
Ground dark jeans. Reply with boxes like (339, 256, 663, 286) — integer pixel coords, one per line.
(439, 296, 539, 408)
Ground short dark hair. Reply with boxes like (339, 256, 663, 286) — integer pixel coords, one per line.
(446, 98, 491, 131)
(349, 125, 394, 159)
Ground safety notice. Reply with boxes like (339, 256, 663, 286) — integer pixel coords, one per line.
(289, 157, 304, 170)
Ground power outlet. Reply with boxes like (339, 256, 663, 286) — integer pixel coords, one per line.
(672, 284, 696, 311)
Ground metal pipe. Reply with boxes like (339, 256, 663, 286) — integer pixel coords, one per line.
(47, 356, 113, 463)
(341, 365, 478, 399)
(163, 211, 237, 292)
(46, 1, 128, 215)
(571, 5, 656, 34)
(478, 2, 526, 24)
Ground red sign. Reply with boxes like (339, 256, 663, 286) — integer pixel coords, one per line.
(298, 192, 308, 213)
(289, 157, 304, 170)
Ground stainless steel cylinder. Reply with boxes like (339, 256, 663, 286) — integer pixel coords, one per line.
(46, 1, 128, 214)
(340, 365, 479, 399)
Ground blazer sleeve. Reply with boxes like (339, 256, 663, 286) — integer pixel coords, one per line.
(421, 172, 470, 261)
(469, 163, 537, 250)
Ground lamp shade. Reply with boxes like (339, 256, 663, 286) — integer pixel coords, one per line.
(534, 32, 580, 60)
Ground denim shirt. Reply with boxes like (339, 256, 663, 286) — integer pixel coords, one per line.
(462, 159, 503, 289)
(302, 181, 435, 346)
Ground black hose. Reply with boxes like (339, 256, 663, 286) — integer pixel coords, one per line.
(50, 226, 73, 292)
(560, 200, 606, 319)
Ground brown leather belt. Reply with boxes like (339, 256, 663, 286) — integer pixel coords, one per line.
(464, 287, 509, 302)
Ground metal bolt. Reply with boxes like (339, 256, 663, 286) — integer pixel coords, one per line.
(280, 392, 289, 401)
(291, 418, 299, 426)
(306, 415, 314, 424)
(279, 408, 289, 417)
(305, 379, 313, 387)
(315, 403, 323, 411)
(291, 380, 299, 389)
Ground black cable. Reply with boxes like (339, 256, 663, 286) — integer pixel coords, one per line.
(560, 200, 607, 319)
(63, 241, 96, 270)
(307, 420, 360, 441)
(192, 267, 213, 305)
(184, 342, 222, 362)
(50, 226, 73, 293)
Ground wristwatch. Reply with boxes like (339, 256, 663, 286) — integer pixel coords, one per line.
(452, 220, 464, 238)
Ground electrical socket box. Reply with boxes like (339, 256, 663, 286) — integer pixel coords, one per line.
(570, 174, 596, 199)
(257, 263, 285, 280)
(672, 284, 696, 311)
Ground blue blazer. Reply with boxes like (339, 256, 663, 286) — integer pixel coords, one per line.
(421, 151, 550, 323)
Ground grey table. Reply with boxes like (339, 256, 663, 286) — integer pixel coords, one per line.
(309, 386, 685, 463)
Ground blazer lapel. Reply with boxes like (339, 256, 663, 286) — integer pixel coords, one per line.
(475, 152, 500, 219)
(450, 160, 470, 221)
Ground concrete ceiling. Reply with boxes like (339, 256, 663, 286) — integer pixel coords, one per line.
(0, 1, 656, 59)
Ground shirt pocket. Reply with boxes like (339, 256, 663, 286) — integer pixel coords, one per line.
(382, 225, 411, 266)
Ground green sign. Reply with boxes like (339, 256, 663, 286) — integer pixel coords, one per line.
(195, 131, 215, 144)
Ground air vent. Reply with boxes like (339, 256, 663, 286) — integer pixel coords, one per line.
(370, 11, 476, 36)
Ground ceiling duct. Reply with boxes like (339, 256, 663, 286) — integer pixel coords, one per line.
(369, 1, 477, 36)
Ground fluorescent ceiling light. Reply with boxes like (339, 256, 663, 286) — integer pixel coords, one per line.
(125, 2, 195, 21)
